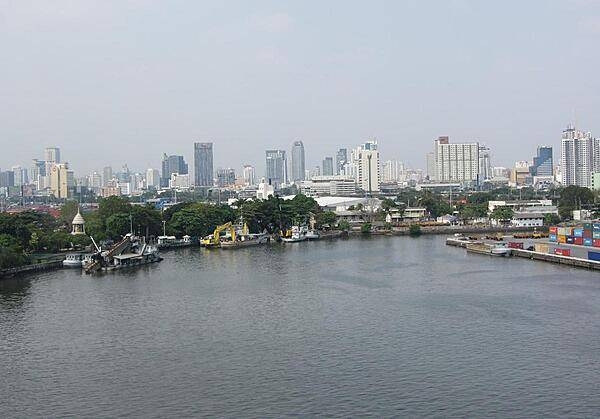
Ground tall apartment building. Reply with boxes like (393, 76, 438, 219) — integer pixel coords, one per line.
(350, 140, 380, 193)
(434, 136, 480, 183)
(242, 165, 256, 186)
(216, 168, 236, 187)
(335, 148, 347, 175)
(478, 146, 492, 181)
(561, 125, 595, 187)
(383, 160, 403, 182)
(146, 168, 160, 189)
(265, 150, 287, 189)
(194, 142, 214, 187)
(291, 141, 305, 182)
(49, 163, 73, 198)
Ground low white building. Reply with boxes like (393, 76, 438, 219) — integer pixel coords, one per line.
(256, 178, 274, 200)
(169, 173, 190, 190)
(511, 212, 544, 228)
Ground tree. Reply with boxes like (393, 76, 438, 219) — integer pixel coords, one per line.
(409, 224, 422, 237)
(558, 185, 594, 220)
(316, 211, 337, 227)
(544, 213, 561, 226)
(338, 220, 350, 231)
(490, 206, 514, 221)
(59, 200, 80, 227)
(106, 213, 131, 239)
(98, 196, 131, 221)
(360, 222, 372, 234)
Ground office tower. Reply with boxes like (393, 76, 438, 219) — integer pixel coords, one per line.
(194, 142, 213, 187)
(265, 150, 287, 189)
(88, 172, 102, 191)
(478, 146, 492, 182)
(530, 146, 553, 177)
(242, 165, 256, 186)
(11, 166, 28, 186)
(102, 166, 113, 186)
(161, 154, 188, 187)
(31, 159, 46, 188)
(49, 163, 73, 198)
(44, 147, 60, 164)
(146, 168, 160, 189)
(322, 157, 334, 176)
(350, 140, 380, 193)
(434, 136, 480, 183)
(0, 171, 15, 188)
(511, 161, 531, 185)
(561, 125, 594, 187)
(335, 148, 347, 175)
(216, 168, 236, 187)
(291, 141, 305, 182)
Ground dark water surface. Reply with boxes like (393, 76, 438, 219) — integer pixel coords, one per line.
(1, 236, 599, 417)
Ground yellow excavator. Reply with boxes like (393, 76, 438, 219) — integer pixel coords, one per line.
(201, 222, 236, 248)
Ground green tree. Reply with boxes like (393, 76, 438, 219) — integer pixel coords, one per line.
(338, 220, 351, 231)
(360, 222, 372, 234)
(490, 206, 514, 221)
(558, 185, 594, 220)
(544, 213, 561, 226)
(316, 211, 337, 227)
(59, 200, 80, 226)
(106, 213, 131, 239)
(409, 224, 422, 237)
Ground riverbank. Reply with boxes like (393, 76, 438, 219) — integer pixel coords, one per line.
(0, 260, 64, 279)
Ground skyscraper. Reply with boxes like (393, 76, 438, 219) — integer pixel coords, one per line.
(530, 146, 553, 177)
(44, 147, 60, 164)
(434, 136, 480, 183)
(161, 154, 188, 187)
(242, 165, 256, 186)
(194, 142, 214, 187)
(322, 157, 334, 176)
(265, 150, 287, 189)
(478, 146, 492, 182)
(335, 148, 347, 175)
(146, 168, 160, 189)
(102, 166, 113, 187)
(216, 168, 236, 187)
(291, 141, 305, 182)
(561, 125, 594, 187)
(350, 140, 380, 194)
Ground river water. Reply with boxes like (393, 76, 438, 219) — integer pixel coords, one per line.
(1, 236, 599, 417)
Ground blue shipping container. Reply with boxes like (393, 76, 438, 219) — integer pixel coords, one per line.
(593, 223, 600, 231)
(588, 251, 600, 261)
(549, 234, 557, 242)
(566, 236, 575, 244)
(574, 228, 584, 237)
(594, 231, 600, 239)
(584, 238, 593, 246)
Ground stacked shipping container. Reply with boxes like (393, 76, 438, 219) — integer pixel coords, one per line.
(548, 223, 600, 261)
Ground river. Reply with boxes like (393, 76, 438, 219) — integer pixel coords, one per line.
(1, 235, 599, 417)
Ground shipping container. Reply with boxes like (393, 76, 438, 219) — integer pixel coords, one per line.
(549, 234, 557, 242)
(574, 228, 584, 237)
(589, 251, 600, 261)
(584, 238, 593, 246)
(508, 242, 524, 249)
(549, 226, 558, 234)
(534, 243, 549, 253)
(583, 229, 593, 239)
(566, 236, 575, 244)
(558, 227, 567, 236)
(594, 239, 600, 248)
(575, 237, 584, 245)
(593, 223, 600, 231)
(558, 235, 567, 244)
(593, 231, 600, 239)
(583, 223, 592, 230)
(555, 248, 571, 256)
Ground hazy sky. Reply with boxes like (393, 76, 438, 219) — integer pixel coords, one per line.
(1, 0, 599, 176)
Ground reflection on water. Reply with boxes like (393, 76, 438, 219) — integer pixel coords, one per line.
(1, 236, 600, 417)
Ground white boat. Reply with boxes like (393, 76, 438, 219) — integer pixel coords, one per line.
(220, 233, 270, 248)
(63, 253, 93, 268)
(305, 230, 320, 240)
(282, 226, 308, 243)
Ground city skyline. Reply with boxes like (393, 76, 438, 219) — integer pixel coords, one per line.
(2, 1, 600, 173)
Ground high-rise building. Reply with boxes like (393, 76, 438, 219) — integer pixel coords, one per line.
(511, 161, 531, 185)
(434, 136, 479, 183)
(265, 150, 287, 189)
(88, 172, 102, 191)
(49, 163, 73, 198)
(426, 152, 436, 181)
(242, 165, 256, 186)
(31, 159, 46, 189)
(478, 146, 492, 182)
(11, 166, 28, 186)
(530, 146, 553, 177)
(335, 148, 347, 175)
(146, 168, 160, 189)
(561, 125, 594, 187)
(383, 160, 403, 182)
(102, 166, 113, 187)
(162, 154, 188, 187)
(44, 147, 60, 164)
(194, 142, 213, 187)
(0, 171, 15, 188)
(216, 168, 236, 187)
(291, 141, 305, 182)
(322, 157, 334, 176)
(351, 140, 380, 193)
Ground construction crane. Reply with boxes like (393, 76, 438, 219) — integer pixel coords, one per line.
(201, 222, 235, 248)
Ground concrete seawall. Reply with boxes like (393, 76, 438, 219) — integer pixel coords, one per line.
(0, 260, 64, 280)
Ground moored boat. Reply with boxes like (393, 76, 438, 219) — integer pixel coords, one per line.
(63, 252, 94, 268)
(466, 242, 511, 257)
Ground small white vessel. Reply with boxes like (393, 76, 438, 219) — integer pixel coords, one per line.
(305, 230, 320, 240)
(63, 253, 93, 268)
(282, 226, 308, 243)
(466, 243, 511, 257)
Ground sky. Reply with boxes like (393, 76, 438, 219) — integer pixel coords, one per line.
(1, 0, 600, 176)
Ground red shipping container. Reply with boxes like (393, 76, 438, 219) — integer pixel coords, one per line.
(575, 237, 584, 245)
(594, 239, 600, 248)
(549, 226, 558, 234)
(583, 230, 593, 239)
(508, 242, 524, 249)
(555, 248, 571, 256)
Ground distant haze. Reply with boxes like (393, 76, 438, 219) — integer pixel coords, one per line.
(1, 0, 599, 175)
